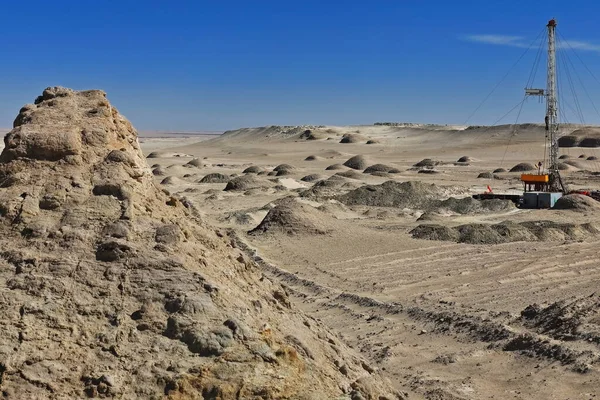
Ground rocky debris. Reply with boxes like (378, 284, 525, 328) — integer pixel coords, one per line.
(343, 155, 369, 170)
(326, 163, 346, 171)
(411, 220, 600, 244)
(0, 87, 399, 399)
(418, 169, 441, 174)
(249, 198, 333, 236)
(340, 134, 366, 144)
(553, 194, 600, 210)
(199, 173, 230, 184)
(242, 165, 263, 174)
(434, 197, 514, 214)
(509, 162, 536, 172)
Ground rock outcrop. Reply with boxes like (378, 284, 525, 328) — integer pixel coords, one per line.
(0, 87, 399, 399)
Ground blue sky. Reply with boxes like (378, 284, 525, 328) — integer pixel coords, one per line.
(2, 0, 600, 131)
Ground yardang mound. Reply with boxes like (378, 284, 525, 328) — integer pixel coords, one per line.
(0, 87, 397, 399)
(249, 198, 333, 236)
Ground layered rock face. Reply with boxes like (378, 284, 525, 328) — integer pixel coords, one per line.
(0, 87, 399, 399)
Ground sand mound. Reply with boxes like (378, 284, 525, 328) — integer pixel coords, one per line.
(301, 174, 322, 182)
(559, 154, 571, 159)
(160, 176, 180, 185)
(343, 155, 369, 170)
(146, 151, 163, 158)
(434, 197, 514, 214)
(411, 220, 597, 244)
(587, 156, 598, 160)
(558, 135, 580, 147)
(273, 164, 296, 172)
(340, 133, 366, 143)
(0, 87, 397, 398)
(553, 194, 600, 210)
(366, 139, 380, 144)
(579, 154, 587, 158)
(338, 180, 443, 208)
(579, 137, 600, 147)
(242, 165, 263, 174)
(477, 172, 494, 179)
(414, 158, 440, 167)
(493, 168, 507, 173)
(299, 129, 323, 140)
(224, 175, 270, 191)
(326, 163, 346, 170)
(185, 158, 203, 167)
(457, 156, 472, 162)
(199, 173, 230, 183)
(336, 170, 364, 180)
(364, 164, 395, 174)
(564, 160, 586, 169)
(509, 162, 536, 172)
(304, 155, 321, 161)
(249, 198, 332, 236)
(152, 166, 166, 176)
(557, 162, 570, 170)
(300, 176, 351, 199)
(276, 169, 294, 176)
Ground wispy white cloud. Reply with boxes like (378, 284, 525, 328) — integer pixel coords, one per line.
(463, 34, 600, 53)
(464, 34, 526, 46)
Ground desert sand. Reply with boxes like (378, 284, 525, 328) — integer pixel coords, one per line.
(141, 123, 600, 399)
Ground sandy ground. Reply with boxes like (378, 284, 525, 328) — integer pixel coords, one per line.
(141, 124, 600, 399)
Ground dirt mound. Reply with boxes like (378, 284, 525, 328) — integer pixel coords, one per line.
(558, 135, 580, 147)
(414, 158, 440, 167)
(493, 168, 507, 173)
(299, 129, 323, 140)
(0, 87, 397, 398)
(557, 162, 571, 170)
(366, 139, 380, 144)
(338, 180, 443, 208)
(340, 133, 366, 143)
(587, 156, 598, 160)
(326, 163, 346, 170)
(224, 175, 269, 191)
(300, 174, 322, 182)
(364, 164, 395, 174)
(343, 155, 369, 170)
(559, 154, 571, 159)
(579, 154, 587, 158)
(300, 176, 352, 199)
(249, 198, 333, 236)
(242, 165, 263, 174)
(185, 158, 203, 167)
(411, 220, 598, 244)
(457, 156, 472, 162)
(418, 169, 441, 174)
(199, 173, 230, 183)
(509, 162, 536, 172)
(553, 194, 600, 210)
(477, 172, 494, 179)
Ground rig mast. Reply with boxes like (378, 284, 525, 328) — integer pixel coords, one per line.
(546, 18, 561, 190)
